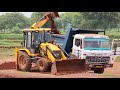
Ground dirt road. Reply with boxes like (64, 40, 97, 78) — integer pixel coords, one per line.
(0, 58, 120, 78)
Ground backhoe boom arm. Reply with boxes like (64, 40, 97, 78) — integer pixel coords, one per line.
(31, 12, 60, 34)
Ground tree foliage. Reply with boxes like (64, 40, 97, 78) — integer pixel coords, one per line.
(0, 12, 120, 34)
(0, 12, 30, 33)
(58, 12, 120, 31)
(30, 12, 43, 25)
(58, 12, 82, 30)
(81, 12, 119, 30)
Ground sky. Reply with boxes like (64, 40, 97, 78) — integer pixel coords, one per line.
(20, 12, 33, 18)
(0, 12, 64, 18)
(0, 12, 33, 18)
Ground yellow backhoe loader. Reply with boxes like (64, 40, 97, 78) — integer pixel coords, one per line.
(16, 12, 87, 75)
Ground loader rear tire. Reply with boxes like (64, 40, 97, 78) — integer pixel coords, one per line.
(18, 51, 32, 72)
(94, 68, 104, 74)
(37, 58, 49, 72)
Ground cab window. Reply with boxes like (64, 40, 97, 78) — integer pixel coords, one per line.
(27, 32, 32, 48)
(75, 39, 81, 47)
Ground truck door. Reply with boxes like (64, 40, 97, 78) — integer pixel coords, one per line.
(73, 38, 82, 58)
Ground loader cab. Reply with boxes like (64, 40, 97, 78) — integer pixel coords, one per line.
(22, 28, 52, 53)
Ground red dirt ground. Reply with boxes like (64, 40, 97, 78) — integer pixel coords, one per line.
(0, 58, 120, 78)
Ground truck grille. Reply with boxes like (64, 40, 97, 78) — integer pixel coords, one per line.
(86, 56, 110, 63)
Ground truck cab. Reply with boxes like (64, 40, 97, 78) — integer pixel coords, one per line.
(72, 34, 114, 73)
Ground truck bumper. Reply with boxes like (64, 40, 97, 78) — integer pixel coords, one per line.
(87, 64, 113, 69)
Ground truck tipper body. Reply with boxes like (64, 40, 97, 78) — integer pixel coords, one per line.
(52, 28, 114, 73)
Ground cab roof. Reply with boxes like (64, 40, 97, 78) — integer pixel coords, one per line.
(22, 28, 51, 32)
(75, 34, 109, 39)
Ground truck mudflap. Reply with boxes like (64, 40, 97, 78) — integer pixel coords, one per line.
(51, 59, 87, 75)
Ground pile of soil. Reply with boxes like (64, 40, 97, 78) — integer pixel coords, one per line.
(0, 62, 16, 70)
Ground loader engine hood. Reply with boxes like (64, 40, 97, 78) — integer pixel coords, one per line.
(40, 42, 67, 62)
(40, 42, 60, 51)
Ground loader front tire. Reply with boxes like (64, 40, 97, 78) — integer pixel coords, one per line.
(18, 51, 32, 72)
(37, 58, 49, 72)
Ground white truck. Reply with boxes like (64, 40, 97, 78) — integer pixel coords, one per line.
(72, 34, 114, 73)
(52, 28, 114, 73)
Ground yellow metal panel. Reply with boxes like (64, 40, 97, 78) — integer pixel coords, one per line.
(16, 47, 19, 65)
(19, 49, 39, 57)
(40, 42, 60, 51)
(61, 51, 67, 60)
(47, 50, 56, 63)
(34, 16, 49, 29)
(31, 23, 37, 28)
(40, 42, 67, 62)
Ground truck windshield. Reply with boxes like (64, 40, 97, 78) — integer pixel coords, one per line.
(84, 38, 111, 50)
(35, 32, 52, 43)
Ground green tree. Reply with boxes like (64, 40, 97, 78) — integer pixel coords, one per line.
(12, 26, 21, 33)
(0, 12, 30, 33)
(57, 12, 120, 31)
(80, 12, 120, 30)
(30, 12, 43, 25)
(58, 12, 82, 31)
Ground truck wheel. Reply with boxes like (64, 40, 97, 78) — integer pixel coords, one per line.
(18, 51, 32, 72)
(94, 68, 104, 74)
(37, 58, 49, 72)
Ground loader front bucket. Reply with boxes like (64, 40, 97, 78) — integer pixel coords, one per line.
(51, 59, 87, 75)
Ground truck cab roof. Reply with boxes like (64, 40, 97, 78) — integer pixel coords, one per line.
(75, 34, 109, 39)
